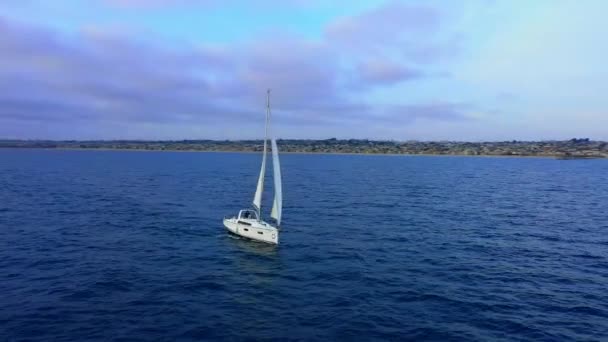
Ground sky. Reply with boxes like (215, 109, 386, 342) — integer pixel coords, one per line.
(0, 0, 606, 141)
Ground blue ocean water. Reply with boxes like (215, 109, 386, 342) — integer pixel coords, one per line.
(1, 149, 607, 341)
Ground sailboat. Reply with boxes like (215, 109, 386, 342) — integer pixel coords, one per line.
(223, 89, 282, 245)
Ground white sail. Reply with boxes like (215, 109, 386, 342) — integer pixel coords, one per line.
(252, 138, 266, 212)
(270, 138, 282, 226)
(252, 90, 271, 215)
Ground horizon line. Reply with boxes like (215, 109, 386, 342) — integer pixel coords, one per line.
(1, 138, 604, 143)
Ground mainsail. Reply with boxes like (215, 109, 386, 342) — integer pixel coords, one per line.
(252, 89, 282, 225)
(252, 91, 271, 214)
(270, 138, 282, 226)
(252, 139, 266, 213)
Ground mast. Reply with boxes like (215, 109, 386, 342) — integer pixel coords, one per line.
(252, 89, 271, 219)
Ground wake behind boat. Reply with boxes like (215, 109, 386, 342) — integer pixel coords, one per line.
(223, 89, 282, 245)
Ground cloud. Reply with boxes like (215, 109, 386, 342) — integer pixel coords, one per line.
(340, 102, 471, 125)
(0, 17, 235, 126)
(103, 0, 214, 8)
(102, 0, 315, 9)
(388, 103, 472, 123)
(355, 60, 422, 86)
(0, 1, 469, 139)
(326, 2, 441, 40)
(325, 2, 450, 62)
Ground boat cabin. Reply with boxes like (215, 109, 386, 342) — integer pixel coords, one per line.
(238, 209, 259, 221)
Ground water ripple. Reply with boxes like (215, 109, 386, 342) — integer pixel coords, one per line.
(1, 150, 607, 340)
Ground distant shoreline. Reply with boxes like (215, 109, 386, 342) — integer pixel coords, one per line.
(1, 146, 606, 159)
(1, 139, 606, 159)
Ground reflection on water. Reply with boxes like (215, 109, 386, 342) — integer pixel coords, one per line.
(229, 234, 279, 257)
(228, 234, 282, 285)
(226, 234, 284, 315)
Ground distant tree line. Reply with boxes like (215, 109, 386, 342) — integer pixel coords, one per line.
(1, 138, 606, 158)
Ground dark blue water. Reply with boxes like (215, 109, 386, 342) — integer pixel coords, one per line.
(1, 149, 607, 341)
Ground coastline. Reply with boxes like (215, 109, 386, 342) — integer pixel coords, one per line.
(2, 138, 606, 159)
(1, 146, 605, 159)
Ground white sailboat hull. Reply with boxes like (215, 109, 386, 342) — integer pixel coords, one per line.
(223, 217, 279, 245)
